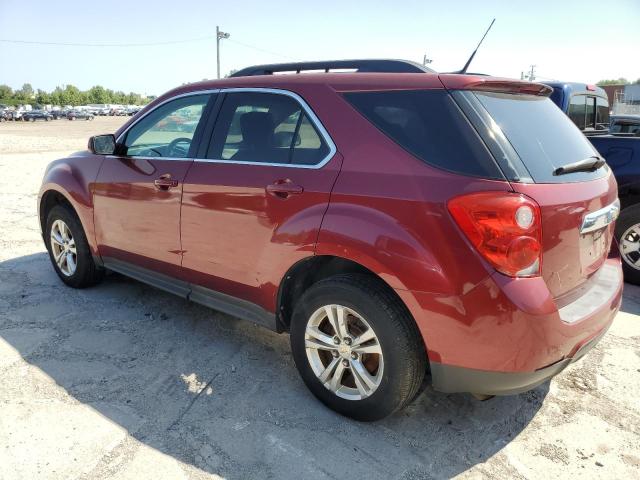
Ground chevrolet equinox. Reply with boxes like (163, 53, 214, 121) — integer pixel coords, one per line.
(38, 60, 623, 421)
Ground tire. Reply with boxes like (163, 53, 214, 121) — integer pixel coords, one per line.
(615, 204, 640, 285)
(290, 274, 426, 421)
(45, 205, 104, 288)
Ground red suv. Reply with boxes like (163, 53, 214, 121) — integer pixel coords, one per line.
(39, 60, 622, 421)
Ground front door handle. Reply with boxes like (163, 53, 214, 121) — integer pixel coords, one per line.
(266, 180, 304, 199)
(154, 174, 178, 190)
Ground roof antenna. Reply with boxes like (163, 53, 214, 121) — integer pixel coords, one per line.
(458, 18, 495, 74)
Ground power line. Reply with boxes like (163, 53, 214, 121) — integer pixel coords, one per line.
(0, 36, 296, 60)
(0, 36, 213, 47)
(226, 38, 296, 60)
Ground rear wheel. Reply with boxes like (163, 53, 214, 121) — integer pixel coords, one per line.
(290, 274, 426, 421)
(45, 205, 104, 288)
(616, 204, 640, 285)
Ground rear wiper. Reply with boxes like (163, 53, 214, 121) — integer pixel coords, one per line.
(553, 156, 606, 176)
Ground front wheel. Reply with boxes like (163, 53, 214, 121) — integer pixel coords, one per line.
(45, 205, 104, 288)
(290, 274, 426, 421)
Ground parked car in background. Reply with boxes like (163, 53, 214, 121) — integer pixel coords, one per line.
(126, 106, 142, 116)
(39, 60, 622, 420)
(609, 115, 640, 136)
(23, 110, 54, 122)
(547, 82, 640, 284)
(9, 110, 23, 121)
(67, 110, 94, 121)
(110, 107, 127, 116)
(50, 109, 68, 120)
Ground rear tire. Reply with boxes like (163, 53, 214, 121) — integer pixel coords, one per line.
(290, 274, 426, 421)
(616, 204, 640, 285)
(45, 205, 104, 288)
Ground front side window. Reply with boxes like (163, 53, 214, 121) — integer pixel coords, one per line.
(123, 94, 211, 158)
(207, 92, 330, 165)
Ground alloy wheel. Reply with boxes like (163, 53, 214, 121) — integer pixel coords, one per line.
(304, 304, 384, 400)
(621, 223, 640, 270)
(50, 219, 77, 276)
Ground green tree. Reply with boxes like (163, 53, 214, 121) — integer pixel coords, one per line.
(0, 84, 13, 101)
(87, 85, 108, 104)
(36, 89, 51, 105)
(112, 91, 126, 104)
(596, 78, 630, 86)
(60, 85, 82, 106)
(15, 83, 34, 101)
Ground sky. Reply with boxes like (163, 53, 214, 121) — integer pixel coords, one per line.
(1, 0, 639, 97)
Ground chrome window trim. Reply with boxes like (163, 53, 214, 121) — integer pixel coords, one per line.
(115, 89, 220, 145)
(114, 87, 337, 169)
(195, 87, 337, 169)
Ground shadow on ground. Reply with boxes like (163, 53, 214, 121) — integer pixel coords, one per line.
(0, 253, 548, 479)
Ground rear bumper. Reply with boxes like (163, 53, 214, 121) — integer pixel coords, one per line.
(430, 323, 610, 395)
(397, 257, 622, 395)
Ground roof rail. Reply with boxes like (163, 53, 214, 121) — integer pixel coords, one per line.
(230, 59, 435, 77)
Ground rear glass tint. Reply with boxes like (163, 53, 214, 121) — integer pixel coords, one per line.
(343, 90, 504, 179)
(470, 92, 606, 183)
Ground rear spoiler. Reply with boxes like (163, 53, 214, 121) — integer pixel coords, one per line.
(440, 75, 553, 97)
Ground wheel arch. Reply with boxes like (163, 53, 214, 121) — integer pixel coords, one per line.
(276, 255, 424, 349)
(39, 189, 77, 235)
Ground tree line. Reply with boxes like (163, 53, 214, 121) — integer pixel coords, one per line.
(597, 78, 640, 86)
(0, 83, 150, 107)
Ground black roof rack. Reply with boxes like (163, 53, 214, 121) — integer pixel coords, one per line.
(230, 59, 435, 77)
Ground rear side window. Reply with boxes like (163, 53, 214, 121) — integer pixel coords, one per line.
(596, 97, 610, 130)
(568, 95, 587, 130)
(467, 91, 605, 183)
(343, 90, 504, 179)
(207, 91, 330, 166)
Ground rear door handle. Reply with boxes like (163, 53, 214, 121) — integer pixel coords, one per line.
(154, 174, 178, 190)
(266, 180, 304, 198)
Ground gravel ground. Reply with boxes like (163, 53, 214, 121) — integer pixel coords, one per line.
(0, 117, 639, 480)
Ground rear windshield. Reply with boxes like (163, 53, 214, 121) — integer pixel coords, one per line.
(343, 90, 504, 179)
(465, 91, 607, 183)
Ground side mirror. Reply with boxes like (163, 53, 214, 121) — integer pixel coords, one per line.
(88, 134, 116, 155)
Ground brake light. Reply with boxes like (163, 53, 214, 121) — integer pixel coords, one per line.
(586, 84, 596, 91)
(464, 80, 553, 97)
(448, 192, 542, 277)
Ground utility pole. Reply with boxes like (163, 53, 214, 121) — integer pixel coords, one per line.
(527, 64, 536, 81)
(422, 54, 433, 66)
(216, 26, 230, 79)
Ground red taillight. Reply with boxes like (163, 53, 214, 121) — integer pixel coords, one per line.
(447, 192, 542, 277)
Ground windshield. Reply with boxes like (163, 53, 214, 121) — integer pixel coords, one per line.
(463, 91, 607, 183)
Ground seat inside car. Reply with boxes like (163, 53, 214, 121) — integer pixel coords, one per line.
(231, 111, 287, 163)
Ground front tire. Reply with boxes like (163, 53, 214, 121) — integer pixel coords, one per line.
(290, 274, 426, 421)
(45, 205, 104, 288)
(616, 204, 640, 285)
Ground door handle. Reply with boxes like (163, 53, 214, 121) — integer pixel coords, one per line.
(266, 180, 304, 199)
(154, 174, 178, 190)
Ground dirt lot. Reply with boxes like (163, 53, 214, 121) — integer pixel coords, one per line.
(0, 117, 639, 480)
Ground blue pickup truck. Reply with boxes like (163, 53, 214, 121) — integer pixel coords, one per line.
(546, 82, 640, 284)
